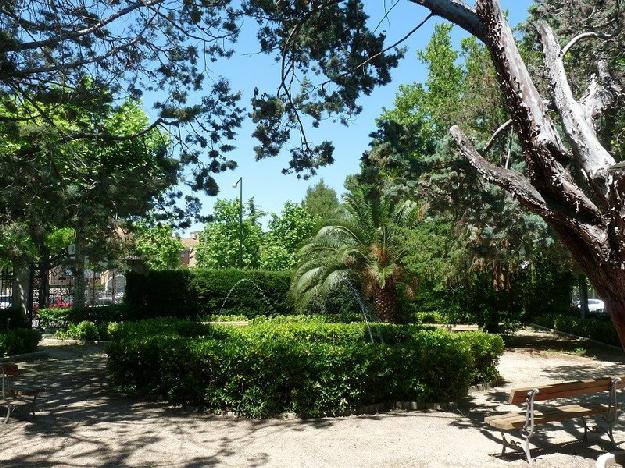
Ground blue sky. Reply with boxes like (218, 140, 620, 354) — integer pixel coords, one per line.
(159, 1, 533, 231)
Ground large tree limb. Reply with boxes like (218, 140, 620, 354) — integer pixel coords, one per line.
(581, 61, 623, 131)
(451, 125, 609, 261)
(450, 126, 549, 215)
(536, 21, 615, 181)
(475, 1, 562, 152)
(409, 0, 485, 40)
(474, 0, 601, 224)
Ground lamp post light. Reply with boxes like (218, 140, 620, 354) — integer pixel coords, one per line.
(233, 177, 243, 268)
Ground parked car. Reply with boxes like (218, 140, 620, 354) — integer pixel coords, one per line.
(573, 298, 606, 315)
(0, 294, 11, 309)
(587, 298, 606, 315)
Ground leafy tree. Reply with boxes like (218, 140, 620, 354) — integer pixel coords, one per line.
(302, 180, 344, 224)
(260, 202, 319, 270)
(358, 23, 576, 330)
(130, 224, 183, 271)
(291, 189, 421, 323)
(408, 0, 625, 342)
(0, 95, 176, 310)
(196, 199, 263, 269)
(1, 0, 401, 201)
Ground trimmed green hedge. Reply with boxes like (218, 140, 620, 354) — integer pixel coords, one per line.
(55, 321, 116, 341)
(107, 318, 504, 417)
(125, 269, 292, 319)
(0, 328, 42, 356)
(38, 305, 128, 327)
(533, 314, 620, 347)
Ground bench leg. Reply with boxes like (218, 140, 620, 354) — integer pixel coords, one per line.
(608, 424, 616, 447)
(4, 404, 11, 424)
(500, 432, 508, 456)
(582, 417, 589, 444)
(523, 431, 533, 464)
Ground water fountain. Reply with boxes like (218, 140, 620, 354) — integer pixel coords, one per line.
(344, 280, 378, 344)
(218, 278, 277, 316)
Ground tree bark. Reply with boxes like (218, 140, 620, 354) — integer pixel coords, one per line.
(11, 258, 31, 325)
(372, 286, 400, 323)
(37, 247, 50, 309)
(578, 275, 589, 319)
(72, 235, 86, 310)
(417, 0, 625, 348)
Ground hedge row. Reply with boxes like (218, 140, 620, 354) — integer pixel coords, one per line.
(107, 318, 504, 417)
(0, 328, 42, 356)
(38, 305, 128, 328)
(533, 314, 620, 347)
(125, 269, 292, 319)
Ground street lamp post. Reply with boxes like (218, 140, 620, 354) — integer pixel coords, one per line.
(233, 177, 243, 268)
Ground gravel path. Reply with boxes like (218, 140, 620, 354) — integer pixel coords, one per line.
(1, 329, 625, 467)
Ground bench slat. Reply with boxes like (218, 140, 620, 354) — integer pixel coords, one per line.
(508, 377, 625, 404)
(486, 404, 609, 431)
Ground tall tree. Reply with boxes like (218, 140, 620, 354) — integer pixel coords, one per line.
(410, 0, 625, 344)
(1, 0, 401, 201)
(292, 189, 420, 323)
(196, 198, 263, 269)
(0, 95, 176, 310)
(260, 201, 319, 270)
(130, 223, 184, 271)
(302, 180, 344, 224)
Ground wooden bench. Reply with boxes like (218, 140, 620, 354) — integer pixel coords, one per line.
(485, 376, 625, 463)
(0, 363, 42, 423)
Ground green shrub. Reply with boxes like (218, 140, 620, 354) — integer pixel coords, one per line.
(56, 320, 118, 341)
(39, 305, 128, 328)
(454, 332, 505, 385)
(125, 269, 293, 319)
(413, 311, 447, 324)
(107, 318, 504, 417)
(533, 314, 620, 347)
(0, 307, 30, 329)
(0, 328, 42, 356)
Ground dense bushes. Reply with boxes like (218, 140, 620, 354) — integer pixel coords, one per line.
(107, 318, 504, 417)
(533, 314, 620, 347)
(55, 321, 115, 341)
(411, 260, 575, 332)
(125, 269, 292, 319)
(0, 328, 42, 356)
(0, 307, 31, 329)
(38, 305, 128, 328)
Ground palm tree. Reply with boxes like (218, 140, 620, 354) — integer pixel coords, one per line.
(291, 190, 421, 323)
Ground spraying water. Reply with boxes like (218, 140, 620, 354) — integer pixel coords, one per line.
(345, 280, 377, 344)
(219, 278, 278, 315)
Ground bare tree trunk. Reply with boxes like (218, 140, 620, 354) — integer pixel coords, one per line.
(38, 248, 50, 309)
(111, 269, 116, 305)
(73, 235, 86, 310)
(415, 0, 625, 347)
(11, 258, 31, 326)
(578, 275, 590, 319)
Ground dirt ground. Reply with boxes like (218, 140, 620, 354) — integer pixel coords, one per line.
(1, 328, 625, 467)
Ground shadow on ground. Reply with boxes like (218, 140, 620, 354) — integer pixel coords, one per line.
(452, 327, 625, 464)
(1, 328, 624, 466)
